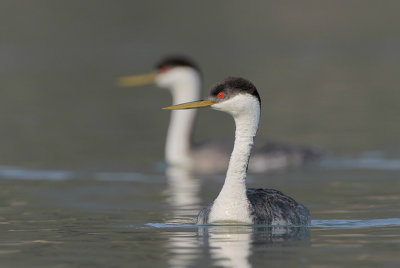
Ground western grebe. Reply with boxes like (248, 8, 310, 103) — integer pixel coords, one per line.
(164, 77, 311, 225)
(119, 57, 324, 173)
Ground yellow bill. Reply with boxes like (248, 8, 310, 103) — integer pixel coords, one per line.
(117, 73, 157, 87)
(163, 100, 217, 110)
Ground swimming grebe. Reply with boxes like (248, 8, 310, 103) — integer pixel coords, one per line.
(164, 77, 311, 225)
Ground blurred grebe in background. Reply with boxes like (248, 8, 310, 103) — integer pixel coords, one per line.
(119, 56, 324, 173)
(164, 77, 311, 225)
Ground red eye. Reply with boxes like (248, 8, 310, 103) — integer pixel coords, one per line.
(159, 66, 170, 73)
(218, 92, 225, 99)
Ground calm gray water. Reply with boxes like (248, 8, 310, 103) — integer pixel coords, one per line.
(0, 162, 399, 267)
(1, 1, 400, 267)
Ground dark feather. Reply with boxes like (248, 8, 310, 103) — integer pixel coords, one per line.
(246, 188, 311, 226)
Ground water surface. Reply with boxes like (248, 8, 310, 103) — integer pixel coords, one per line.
(1, 163, 399, 267)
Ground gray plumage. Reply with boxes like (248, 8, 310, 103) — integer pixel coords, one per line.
(246, 188, 311, 225)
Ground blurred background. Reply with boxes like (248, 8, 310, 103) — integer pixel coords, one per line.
(1, 0, 399, 172)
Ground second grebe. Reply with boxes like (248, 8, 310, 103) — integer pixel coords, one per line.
(120, 57, 324, 173)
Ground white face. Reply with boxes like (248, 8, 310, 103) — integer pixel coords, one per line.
(211, 94, 260, 119)
(211, 93, 260, 138)
(155, 67, 199, 90)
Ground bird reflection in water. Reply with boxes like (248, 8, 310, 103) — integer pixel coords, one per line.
(198, 225, 310, 268)
(164, 166, 202, 224)
(164, 166, 203, 267)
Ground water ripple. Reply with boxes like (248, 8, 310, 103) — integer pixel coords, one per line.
(320, 156, 400, 170)
(312, 218, 400, 228)
(144, 218, 400, 230)
(0, 166, 73, 181)
(0, 166, 162, 182)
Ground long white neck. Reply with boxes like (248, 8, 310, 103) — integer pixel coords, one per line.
(209, 95, 260, 223)
(217, 108, 259, 203)
(164, 72, 201, 167)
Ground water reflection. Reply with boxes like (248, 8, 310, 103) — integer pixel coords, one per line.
(164, 166, 201, 223)
(159, 224, 311, 268)
(198, 225, 310, 268)
(164, 167, 202, 267)
(199, 225, 252, 268)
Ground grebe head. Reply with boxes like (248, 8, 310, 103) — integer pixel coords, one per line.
(117, 57, 199, 88)
(207, 77, 260, 118)
(154, 56, 201, 90)
(118, 56, 201, 102)
(163, 77, 260, 117)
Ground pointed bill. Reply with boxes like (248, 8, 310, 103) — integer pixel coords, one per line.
(163, 100, 217, 110)
(118, 73, 157, 87)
